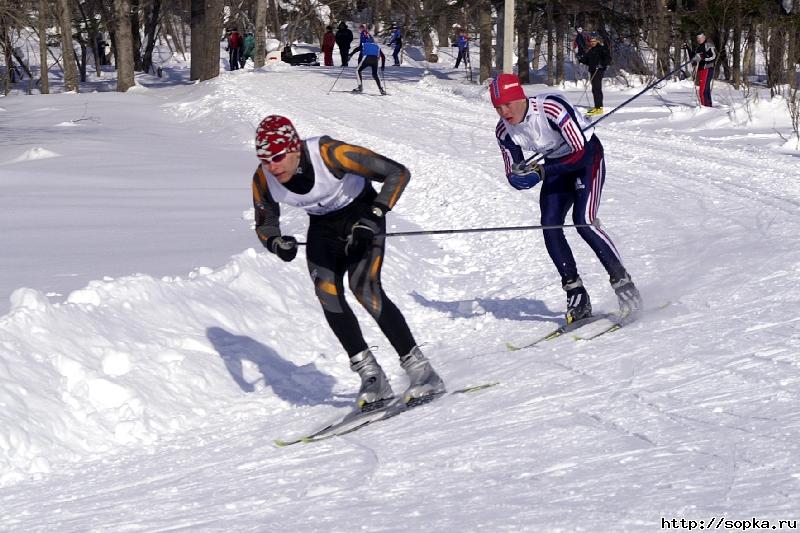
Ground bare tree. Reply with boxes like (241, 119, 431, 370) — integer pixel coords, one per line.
(57, 0, 79, 92)
(254, 0, 267, 67)
(479, 0, 492, 82)
(115, 0, 136, 91)
(141, 0, 163, 74)
(190, 0, 223, 82)
(39, 0, 50, 93)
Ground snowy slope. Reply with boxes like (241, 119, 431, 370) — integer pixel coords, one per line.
(1, 56, 799, 531)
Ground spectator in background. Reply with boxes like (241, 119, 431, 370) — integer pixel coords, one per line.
(241, 31, 255, 67)
(322, 26, 336, 66)
(335, 21, 354, 67)
(227, 27, 242, 71)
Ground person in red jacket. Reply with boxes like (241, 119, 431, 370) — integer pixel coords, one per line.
(227, 28, 242, 71)
(322, 26, 335, 66)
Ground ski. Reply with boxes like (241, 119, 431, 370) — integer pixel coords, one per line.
(507, 302, 673, 350)
(274, 382, 499, 447)
(572, 301, 672, 341)
(506, 314, 615, 351)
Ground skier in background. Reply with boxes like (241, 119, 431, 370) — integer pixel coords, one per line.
(356, 24, 372, 64)
(350, 38, 387, 95)
(454, 29, 469, 69)
(250, 115, 445, 410)
(578, 31, 611, 116)
(488, 73, 642, 323)
(690, 32, 717, 107)
(388, 24, 402, 66)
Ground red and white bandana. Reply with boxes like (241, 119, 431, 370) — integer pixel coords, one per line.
(255, 115, 301, 161)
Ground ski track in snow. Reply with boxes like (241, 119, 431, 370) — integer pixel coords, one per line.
(1, 59, 800, 531)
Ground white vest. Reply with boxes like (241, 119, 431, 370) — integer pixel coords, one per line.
(504, 93, 594, 159)
(261, 137, 366, 215)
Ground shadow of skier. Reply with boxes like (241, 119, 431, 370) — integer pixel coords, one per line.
(411, 291, 560, 322)
(206, 326, 350, 407)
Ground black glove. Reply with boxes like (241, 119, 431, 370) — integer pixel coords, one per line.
(345, 205, 385, 257)
(266, 235, 298, 262)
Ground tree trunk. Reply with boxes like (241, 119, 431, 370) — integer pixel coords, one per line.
(190, 0, 223, 82)
(742, 20, 755, 83)
(39, 0, 50, 94)
(57, 0, 79, 92)
(141, 0, 162, 74)
(532, 26, 543, 72)
(131, 0, 143, 71)
(555, 12, 564, 84)
(254, 0, 267, 67)
(545, 0, 554, 85)
(114, 0, 136, 91)
(478, 0, 492, 82)
(516, 4, 530, 83)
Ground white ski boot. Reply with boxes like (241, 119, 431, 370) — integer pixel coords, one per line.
(400, 346, 446, 405)
(350, 348, 394, 411)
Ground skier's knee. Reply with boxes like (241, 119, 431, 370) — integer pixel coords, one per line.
(309, 263, 344, 313)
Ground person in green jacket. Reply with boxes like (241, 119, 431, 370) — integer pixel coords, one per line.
(241, 31, 256, 67)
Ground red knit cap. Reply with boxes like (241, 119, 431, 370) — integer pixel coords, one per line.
(489, 73, 527, 106)
(255, 115, 301, 161)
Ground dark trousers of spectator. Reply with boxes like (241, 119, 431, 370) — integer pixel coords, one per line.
(338, 46, 350, 66)
(392, 44, 401, 65)
(229, 48, 241, 71)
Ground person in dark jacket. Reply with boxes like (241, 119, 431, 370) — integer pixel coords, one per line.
(690, 32, 717, 107)
(322, 26, 335, 66)
(578, 32, 611, 115)
(335, 22, 354, 66)
(251, 115, 446, 410)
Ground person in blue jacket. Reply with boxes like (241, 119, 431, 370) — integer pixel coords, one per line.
(350, 38, 387, 95)
(489, 73, 642, 323)
(388, 24, 402, 66)
(454, 29, 470, 68)
(357, 24, 372, 64)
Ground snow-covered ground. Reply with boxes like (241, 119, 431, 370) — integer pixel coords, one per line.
(1, 48, 799, 531)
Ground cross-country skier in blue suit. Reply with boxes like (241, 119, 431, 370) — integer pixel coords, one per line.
(489, 73, 642, 323)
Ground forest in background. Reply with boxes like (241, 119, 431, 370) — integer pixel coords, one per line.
(0, 0, 798, 94)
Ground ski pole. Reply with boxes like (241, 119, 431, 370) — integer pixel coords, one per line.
(520, 59, 692, 168)
(327, 65, 347, 94)
(294, 221, 601, 245)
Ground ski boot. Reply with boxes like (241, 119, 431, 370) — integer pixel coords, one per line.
(350, 348, 394, 411)
(563, 276, 592, 324)
(379, 87, 388, 96)
(351, 85, 363, 93)
(611, 272, 642, 317)
(586, 107, 604, 116)
(399, 346, 446, 405)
